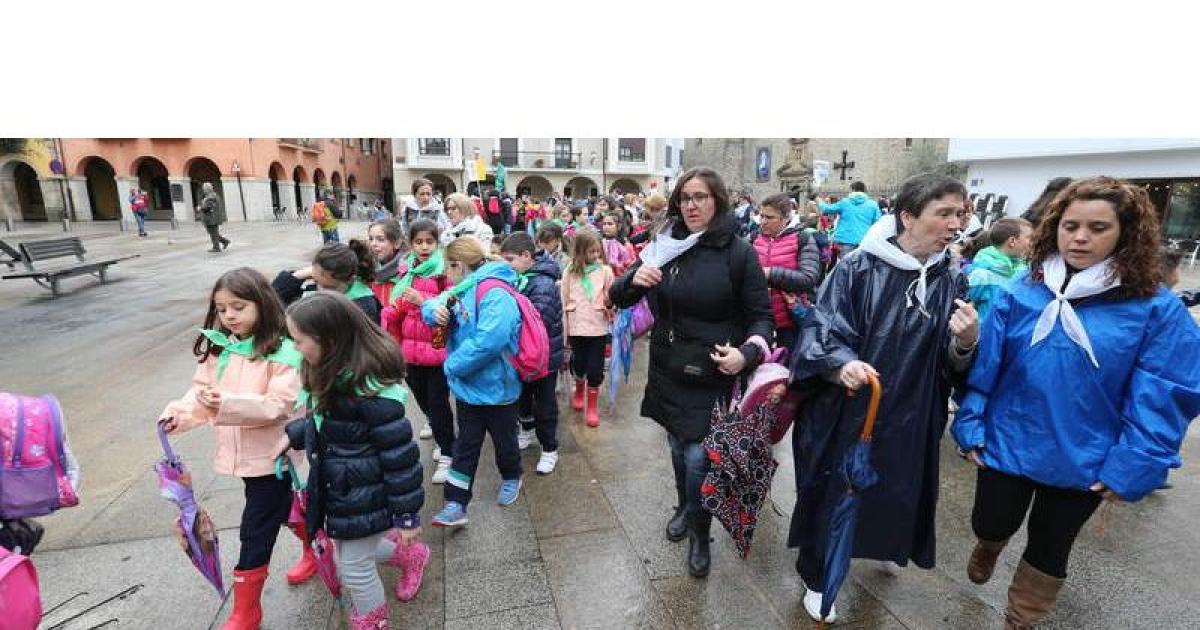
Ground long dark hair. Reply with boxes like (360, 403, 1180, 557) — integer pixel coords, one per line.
(1022, 177, 1072, 226)
(193, 267, 288, 362)
(285, 292, 405, 416)
(667, 167, 731, 221)
(314, 241, 376, 284)
(1028, 176, 1162, 299)
(369, 218, 406, 260)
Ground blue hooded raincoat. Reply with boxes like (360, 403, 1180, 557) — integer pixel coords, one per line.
(952, 275, 1200, 501)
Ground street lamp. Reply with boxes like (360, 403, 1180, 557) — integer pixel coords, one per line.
(232, 160, 248, 222)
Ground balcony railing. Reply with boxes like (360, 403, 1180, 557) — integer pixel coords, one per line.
(491, 150, 582, 170)
(279, 138, 323, 152)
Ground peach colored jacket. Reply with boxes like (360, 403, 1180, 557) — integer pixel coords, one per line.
(161, 353, 302, 478)
(561, 264, 614, 338)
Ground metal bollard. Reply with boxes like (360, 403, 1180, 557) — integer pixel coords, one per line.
(61, 216, 71, 232)
(4, 216, 13, 232)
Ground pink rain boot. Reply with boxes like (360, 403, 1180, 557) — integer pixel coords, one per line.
(349, 603, 389, 630)
(388, 541, 431, 601)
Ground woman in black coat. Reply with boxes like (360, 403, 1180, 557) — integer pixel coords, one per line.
(610, 167, 773, 578)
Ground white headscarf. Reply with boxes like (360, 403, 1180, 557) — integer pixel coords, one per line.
(858, 214, 947, 317)
(1030, 255, 1120, 368)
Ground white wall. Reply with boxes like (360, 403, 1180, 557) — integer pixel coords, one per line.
(950, 138, 1200, 161)
(962, 148, 1200, 217)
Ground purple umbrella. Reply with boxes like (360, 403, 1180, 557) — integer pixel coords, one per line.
(276, 456, 342, 600)
(155, 422, 224, 598)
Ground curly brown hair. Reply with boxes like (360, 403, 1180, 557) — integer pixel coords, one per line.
(1027, 176, 1162, 298)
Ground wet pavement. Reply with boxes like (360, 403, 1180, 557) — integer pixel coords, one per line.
(2, 220, 1199, 629)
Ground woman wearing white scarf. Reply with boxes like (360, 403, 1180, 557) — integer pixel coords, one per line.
(788, 174, 979, 624)
(952, 177, 1200, 629)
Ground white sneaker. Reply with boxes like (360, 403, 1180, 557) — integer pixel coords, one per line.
(419, 423, 433, 439)
(517, 426, 535, 450)
(536, 450, 559, 475)
(431, 457, 452, 484)
(433, 446, 441, 461)
(803, 587, 837, 623)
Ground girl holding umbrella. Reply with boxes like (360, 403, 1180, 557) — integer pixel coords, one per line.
(952, 177, 1200, 629)
(787, 173, 980, 623)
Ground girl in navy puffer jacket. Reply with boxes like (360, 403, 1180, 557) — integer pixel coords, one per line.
(281, 292, 427, 628)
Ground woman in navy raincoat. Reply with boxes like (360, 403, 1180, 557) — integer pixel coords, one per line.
(952, 177, 1200, 629)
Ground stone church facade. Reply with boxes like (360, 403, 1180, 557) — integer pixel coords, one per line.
(683, 138, 950, 200)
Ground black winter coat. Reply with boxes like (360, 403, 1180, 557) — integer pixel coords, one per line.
(610, 212, 774, 441)
(285, 392, 424, 540)
(271, 270, 382, 324)
(523, 252, 565, 371)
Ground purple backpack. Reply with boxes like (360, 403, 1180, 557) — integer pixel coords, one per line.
(0, 393, 78, 519)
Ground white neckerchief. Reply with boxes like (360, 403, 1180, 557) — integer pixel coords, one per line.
(858, 215, 947, 317)
(639, 220, 703, 268)
(1030, 255, 1120, 368)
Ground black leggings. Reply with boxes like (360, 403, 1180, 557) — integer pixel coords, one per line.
(238, 474, 293, 570)
(971, 468, 1102, 579)
(570, 335, 609, 388)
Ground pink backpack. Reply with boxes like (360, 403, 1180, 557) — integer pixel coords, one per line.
(475, 278, 550, 382)
(0, 393, 78, 519)
(0, 546, 41, 628)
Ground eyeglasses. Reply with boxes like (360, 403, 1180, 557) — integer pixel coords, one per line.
(679, 192, 711, 206)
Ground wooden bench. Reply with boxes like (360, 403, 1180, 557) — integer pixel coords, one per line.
(1, 237, 139, 297)
(0, 239, 21, 270)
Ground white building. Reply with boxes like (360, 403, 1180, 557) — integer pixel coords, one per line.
(950, 139, 1200, 240)
(390, 138, 684, 202)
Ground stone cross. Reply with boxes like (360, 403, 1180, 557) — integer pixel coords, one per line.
(833, 150, 855, 181)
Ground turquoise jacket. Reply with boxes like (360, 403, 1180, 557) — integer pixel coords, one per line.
(966, 246, 1028, 321)
(952, 276, 1200, 501)
(421, 261, 522, 405)
(819, 192, 882, 246)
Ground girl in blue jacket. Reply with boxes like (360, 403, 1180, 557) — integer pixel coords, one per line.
(951, 177, 1200, 629)
(421, 236, 522, 528)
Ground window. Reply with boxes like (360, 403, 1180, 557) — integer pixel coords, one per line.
(905, 138, 914, 149)
(678, 149, 684, 167)
(665, 145, 673, 168)
(499, 138, 519, 167)
(419, 138, 450, 156)
(555, 138, 573, 168)
(618, 138, 645, 162)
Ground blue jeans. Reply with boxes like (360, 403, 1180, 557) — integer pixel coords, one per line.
(667, 432, 711, 527)
(321, 228, 340, 243)
(134, 212, 147, 234)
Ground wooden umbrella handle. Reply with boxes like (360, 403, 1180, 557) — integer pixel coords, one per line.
(860, 373, 882, 442)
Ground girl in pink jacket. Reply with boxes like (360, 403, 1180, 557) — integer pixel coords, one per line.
(378, 218, 456, 486)
(158, 268, 307, 630)
(561, 229, 614, 428)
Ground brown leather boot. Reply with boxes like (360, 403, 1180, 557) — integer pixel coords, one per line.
(967, 537, 1008, 584)
(1004, 559, 1064, 629)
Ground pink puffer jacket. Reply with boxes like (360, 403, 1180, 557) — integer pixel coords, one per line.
(160, 353, 301, 478)
(384, 274, 450, 366)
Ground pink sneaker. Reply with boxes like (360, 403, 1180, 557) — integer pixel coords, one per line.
(349, 603, 389, 629)
(390, 541, 431, 601)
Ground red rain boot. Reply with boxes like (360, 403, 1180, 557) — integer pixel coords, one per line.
(220, 565, 268, 630)
(286, 523, 318, 585)
(586, 387, 601, 428)
(571, 378, 585, 411)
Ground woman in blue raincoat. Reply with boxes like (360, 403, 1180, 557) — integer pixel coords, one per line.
(952, 177, 1200, 629)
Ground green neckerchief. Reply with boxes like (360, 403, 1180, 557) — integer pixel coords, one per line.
(345, 278, 375, 302)
(446, 272, 481, 300)
(295, 373, 409, 431)
(200, 330, 302, 381)
(547, 218, 565, 229)
(578, 263, 602, 301)
(390, 249, 445, 303)
(571, 220, 589, 231)
(516, 271, 531, 292)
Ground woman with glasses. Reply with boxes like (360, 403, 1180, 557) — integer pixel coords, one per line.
(788, 173, 979, 623)
(441, 192, 494, 249)
(610, 167, 773, 578)
(751, 193, 822, 353)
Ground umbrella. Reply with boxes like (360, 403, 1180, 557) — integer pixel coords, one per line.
(816, 373, 883, 629)
(699, 384, 780, 558)
(606, 298, 654, 408)
(275, 456, 342, 601)
(154, 422, 224, 598)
